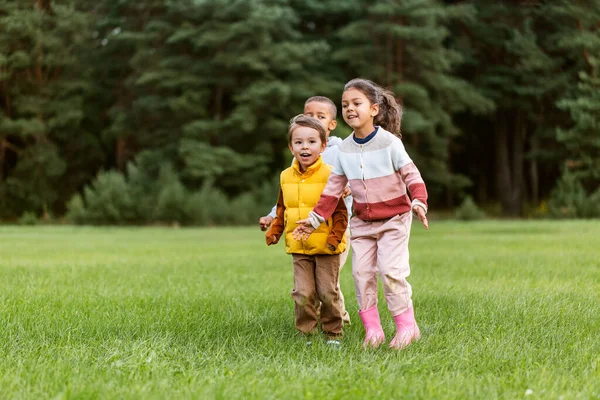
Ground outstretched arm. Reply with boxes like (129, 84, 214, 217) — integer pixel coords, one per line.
(265, 190, 285, 244)
(293, 172, 348, 240)
(258, 204, 277, 231)
(326, 197, 348, 251)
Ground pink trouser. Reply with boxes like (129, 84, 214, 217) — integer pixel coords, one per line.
(350, 212, 413, 316)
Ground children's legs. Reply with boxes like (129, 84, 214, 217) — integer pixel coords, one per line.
(350, 217, 379, 312)
(375, 213, 420, 349)
(338, 236, 351, 324)
(376, 213, 413, 316)
(291, 254, 318, 334)
(314, 254, 343, 337)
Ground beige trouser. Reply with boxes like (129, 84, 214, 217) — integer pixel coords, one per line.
(315, 231, 350, 323)
(350, 212, 413, 316)
(338, 235, 351, 323)
(291, 253, 343, 337)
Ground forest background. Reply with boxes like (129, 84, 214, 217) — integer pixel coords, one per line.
(1, 0, 599, 225)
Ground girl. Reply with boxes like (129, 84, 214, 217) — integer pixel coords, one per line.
(294, 78, 428, 350)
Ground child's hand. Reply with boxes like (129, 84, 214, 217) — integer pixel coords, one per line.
(259, 215, 274, 231)
(413, 206, 429, 230)
(266, 234, 279, 245)
(293, 219, 315, 241)
(342, 186, 351, 198)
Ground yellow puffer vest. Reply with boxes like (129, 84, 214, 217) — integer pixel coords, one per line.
(281, 157, 347, 255)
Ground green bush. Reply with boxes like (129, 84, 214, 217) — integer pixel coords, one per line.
(66, 170, 136, 224)
(65, 161, 279, 226)
(18, 211, 39, 225)
(455, 196, 486, 221)
(153, 165, 189, 225)
(231, 192, 263, 225)
(547, 170, 600, 218)
(185, 183, 231, 226)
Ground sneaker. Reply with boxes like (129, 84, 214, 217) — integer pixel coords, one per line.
(342, 311, 351, 326)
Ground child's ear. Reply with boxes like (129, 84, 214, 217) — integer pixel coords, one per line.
(328, 119, 337, 132)
(288, 144, 293, 154)
(370, 103, 380, 117)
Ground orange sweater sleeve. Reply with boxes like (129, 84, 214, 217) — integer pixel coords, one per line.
(265, 189, 285, 245)
(326, 196, 348, 251)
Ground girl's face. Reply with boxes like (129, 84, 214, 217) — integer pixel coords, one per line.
(341, 88, 379, 136)
(288, 126, 326, 172)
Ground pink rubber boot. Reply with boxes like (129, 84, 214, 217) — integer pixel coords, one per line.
(389, 307, 421, 350)
(358, 306, 386, 348)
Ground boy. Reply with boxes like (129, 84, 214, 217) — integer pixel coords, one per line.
(259, 96, 352, 325)
(265, 115, 348, 344)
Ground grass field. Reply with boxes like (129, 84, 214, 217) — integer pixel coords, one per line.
(0, 221, 599, 399)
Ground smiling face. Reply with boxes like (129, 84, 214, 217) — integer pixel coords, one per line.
(288, 126, 326, 172)
(341, 88, 379, 138)
(303, 101, 337, 139)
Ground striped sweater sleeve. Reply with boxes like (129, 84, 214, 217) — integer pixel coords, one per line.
(391, 138, 428, 212)
(307, 171, 348, 229)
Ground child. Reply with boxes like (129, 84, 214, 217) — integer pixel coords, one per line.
(259, 96, 352, 325)
(294, 78, 429, 350)
(265, 114, 348, 345)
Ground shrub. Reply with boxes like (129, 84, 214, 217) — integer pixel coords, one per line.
(18, 211, 39, 225)
(547, 170, 600, 218)
(455, 196, 486, 221)
(231, 192, 263, 225)
(153, 165, 189, 225)
(66, 170, 136, 224)
(185, 182, 230, 226)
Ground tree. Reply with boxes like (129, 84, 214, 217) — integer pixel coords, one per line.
(331, 0, 493, 204)
(552, 0, 600, 190)
(0, 0, 97, 217)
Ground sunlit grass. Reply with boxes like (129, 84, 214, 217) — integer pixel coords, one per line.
(0, 221, 599, 399)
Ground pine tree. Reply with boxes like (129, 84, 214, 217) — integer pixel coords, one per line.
(331, 0, 493, 204)
(453, 0, 583, 216)
(551, 0, 600, 191)
(0, 0, 96, 217)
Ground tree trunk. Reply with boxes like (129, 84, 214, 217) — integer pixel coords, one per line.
(116, 137, 126, 172)
(529, 135, 539, 205)
(510, 111, 525, 216)
(213, 86, 223, 146)
(36, 0, 53, 14)
(494, 113, 515, 216)
(446, 137, 453, 208)
(386, 31, 393, 87)
(0, 140, 4, 183)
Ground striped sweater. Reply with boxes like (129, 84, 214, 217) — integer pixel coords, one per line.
(308, 127, 427, 228)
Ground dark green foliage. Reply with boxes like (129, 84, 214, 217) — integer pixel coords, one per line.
(67, 170, 137, 225)
(66, 155, 280, 225)
(332, 0, 493, 200)
(0, 0, 99, 217)
(3, 0, 600, 223)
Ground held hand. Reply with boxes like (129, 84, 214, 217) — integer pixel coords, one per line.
(342, 186, 351, 199)
(293, 219, 316, 241)
(413, 206, 429, 230)
(259, 215, 274, 231)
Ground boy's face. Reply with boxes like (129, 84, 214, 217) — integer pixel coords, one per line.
(303, 101, 337, 139)
(288, 126, 326, 172)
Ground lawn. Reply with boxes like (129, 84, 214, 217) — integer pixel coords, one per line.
(0, 221, 599, 399)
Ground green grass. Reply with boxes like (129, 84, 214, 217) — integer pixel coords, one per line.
(0, 221, 599, 399)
